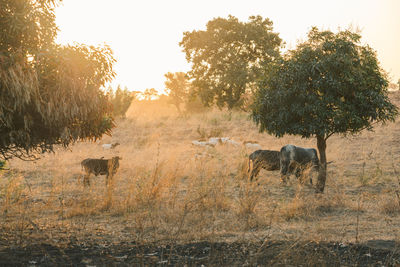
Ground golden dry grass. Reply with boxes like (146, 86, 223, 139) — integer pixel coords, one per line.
(2, 93, 400, 247)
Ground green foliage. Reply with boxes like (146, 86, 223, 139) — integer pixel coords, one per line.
(252, 27, 398, 140)
(0, 160, 5, 170)
(0, 0, 116, 160)
(251, 27, 398, 193)
(108, 85, 134, 118)
(180, 15, 282, 110)
(184, 88, 209, 113)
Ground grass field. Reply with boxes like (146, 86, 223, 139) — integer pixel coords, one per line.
(1, 93, 400, 265)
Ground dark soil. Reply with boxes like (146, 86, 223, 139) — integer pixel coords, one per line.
(1, 239, 400, 266)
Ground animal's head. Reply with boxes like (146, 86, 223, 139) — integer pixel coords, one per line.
(112, 156, 121, 163)
(107, 156, 122, 175)
(112, 142, 120, 148)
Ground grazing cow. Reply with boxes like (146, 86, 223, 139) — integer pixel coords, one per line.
(280, 145, 319, 184)
(102, 142, 120, 150)
(248, 150, 280, 181)
(81, 156, 122, 186)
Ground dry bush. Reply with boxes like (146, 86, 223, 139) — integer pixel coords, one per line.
(379, 192, 400, 216)
(380, 198, 400, 216)
(123, 166, 167, 213)
(236, 151, 251, 180)
(280, 190, 347, 222)
(1, 174, 26, 214)
(196, 125, 224, 139)
(237, 182, 260, 217)
(65, 193, 103, 218)
(235, 181, 264, 230)
(112, 155, 233, 242)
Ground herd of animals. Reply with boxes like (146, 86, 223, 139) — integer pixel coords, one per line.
(249, 144, 320, 185)
(80, 141, 320, 187)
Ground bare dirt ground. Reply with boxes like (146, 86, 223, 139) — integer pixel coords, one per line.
(1, 93, 400, 266)
(1, 239, 400, 266)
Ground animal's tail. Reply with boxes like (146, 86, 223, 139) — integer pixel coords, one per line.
(248, 159, 252, 173)
(247, 159, 255, 181)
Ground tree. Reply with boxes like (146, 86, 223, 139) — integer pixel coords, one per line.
(107, 85, 134, 118)
(180, 15, 282, 110)
(251, 27, 398, 193)
(0, 0, 116, 160)
(142, 88, 159, 101)
(184, 90, 209, 113)
(164, 72, 190, 112)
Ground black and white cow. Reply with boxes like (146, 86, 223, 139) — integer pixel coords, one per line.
(280, 144, 319, 184)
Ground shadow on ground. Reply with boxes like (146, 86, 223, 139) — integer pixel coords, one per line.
(1, 239, 399, 266)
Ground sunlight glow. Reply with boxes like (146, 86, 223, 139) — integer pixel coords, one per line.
(55, 0, 400, 92)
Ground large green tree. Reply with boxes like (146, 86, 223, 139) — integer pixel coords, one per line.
(251, 27, 398, 193)
(0, 0, 116, 160)
(180, 15, 282, 109)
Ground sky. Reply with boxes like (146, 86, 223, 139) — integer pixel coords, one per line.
(55, 0, 400, 93)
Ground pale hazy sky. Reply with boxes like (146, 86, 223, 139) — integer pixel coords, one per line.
(55, 0, 400, 93)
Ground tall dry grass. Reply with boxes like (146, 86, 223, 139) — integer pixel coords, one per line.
(2, 93, 400, 247)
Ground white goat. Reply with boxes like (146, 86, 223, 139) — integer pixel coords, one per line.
(102, 142, 120, 150)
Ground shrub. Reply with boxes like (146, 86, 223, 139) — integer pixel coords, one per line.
(108, 85, 134, 118)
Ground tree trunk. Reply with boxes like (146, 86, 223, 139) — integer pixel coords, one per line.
(316, 135, 327, 193)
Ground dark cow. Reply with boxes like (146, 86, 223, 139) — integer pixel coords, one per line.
(81, 156, 122, 186)
(280, 145, 319, 184)
(248, 150, 280, 181)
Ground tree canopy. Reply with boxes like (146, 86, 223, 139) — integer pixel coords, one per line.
(0, 0, 116, 160)
(180, 15, 282, 110)
(142, 88, 159, 101)
(251, 27, 398, 193)
(164, 72, 190, 112)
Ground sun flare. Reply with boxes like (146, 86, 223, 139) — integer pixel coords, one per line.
(55, 0, 400, 93)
